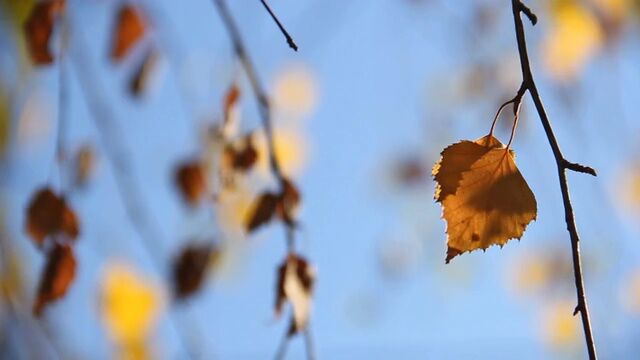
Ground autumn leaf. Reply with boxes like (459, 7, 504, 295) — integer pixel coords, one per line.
(33, 243, 76, 316)
(23, 0, 65, 65)
(25, 187, 79, 246)
(275, 254, 315, 336)
(223, 134, 258, 172)
(245, 178, 301, 233)
(433, 135, 536, 263)
(223, 83, 240, 124)
(245, 192, 279, 232)
(276, 178, 300, 226)
(432, 135, 503, 202)
(73, 144, 95, 187)
(172, 243, 217, 300)
(129, 47, 161, 97)
(111, 5, 146, 61)
(174, 161, 207, 207)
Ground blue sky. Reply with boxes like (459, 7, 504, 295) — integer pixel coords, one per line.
(2, 0, 640, 359)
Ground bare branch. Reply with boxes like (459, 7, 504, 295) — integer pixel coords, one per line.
(509, 1, 597, 358)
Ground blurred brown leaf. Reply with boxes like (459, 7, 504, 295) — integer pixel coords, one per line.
(25, 187, 79, 246)
(275, 254, 315, 336)
(223, 83, 240, 124)
(74, 144, 95, 187)
(23, 0, 65, 65)
(172, 243, 217, 299)
(245, 192, 279, 232)
(111, 5, 146, 61)
(245, 179, 300, 233)
(33, 243, 76, 316)
(223, 134, 258, 172)
(129, 47, 160, 96)
(276, 178, 300, 226)
(174, 161, 207, 207)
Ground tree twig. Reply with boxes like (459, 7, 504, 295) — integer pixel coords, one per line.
(212, 1, 313, 358)
(259, 0, 298, 51)
(509, 1, 597, 358)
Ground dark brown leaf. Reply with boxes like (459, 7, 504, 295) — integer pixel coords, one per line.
(111, 5, 146, 61)
(25, 187, 79, 246)
(33, 243, 76, 316)
(245, 192, 279, 233)
(223, 135, 258, 172)
(173, 243, 216, 299)
(174, 161, 207, 207)
(276, 178, 300, 225)
(23, 0, 65, 65)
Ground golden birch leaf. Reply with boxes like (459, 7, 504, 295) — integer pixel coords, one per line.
(435, 137, 536, 263)
(433, 135, 504, 202)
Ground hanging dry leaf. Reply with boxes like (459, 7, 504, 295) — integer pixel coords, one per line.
(172, 243, 216, 299)
(33, 243, 76, 316)
(25, 187, 79, 246)
(23, 0, 66, 65)
(129, 47, 161, 96)
(223, 84, 240, 124)
(433, 135, 503, 202)
(275, 254, 315, 336)
(245, 179, 301, 233)
(73, 144, 95, 187)
(276, 178, 300, 225)
(245, 192, 279, 232)
(433, 135, 536, 263)
(223, 134, 258, 172)
(174, 161, 207, 207)
(111, 5, 146, 61)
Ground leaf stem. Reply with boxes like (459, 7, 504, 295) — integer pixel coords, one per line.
(509, 1, 597, 358)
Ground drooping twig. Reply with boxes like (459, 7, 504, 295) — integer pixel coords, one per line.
(508, 1, 597, 358)
(259, 0, 298, 51)
(212, 1, 314, 358)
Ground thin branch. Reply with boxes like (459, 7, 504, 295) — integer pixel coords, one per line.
(260, 0, 298, 51)
(212, 2, 314, 359)
(509, 1, 597, 358)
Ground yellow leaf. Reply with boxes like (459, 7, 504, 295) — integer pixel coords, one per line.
(432, 135, 503, 202)
(100, 263, 163, 345)
(433, 135, 537, 263)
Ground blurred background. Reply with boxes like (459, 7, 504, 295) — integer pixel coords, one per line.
(1, 0, 640, 359)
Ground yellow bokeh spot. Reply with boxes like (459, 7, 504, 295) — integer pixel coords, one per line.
(100, 263, 164, 346)
(274, 65, 318, 117)
(542, 1, 603, 81)
(617, 165, 640, 212)
(540, 300, 580, 349)
(506, 253, 550, 297)
(216, 185, 255, 233)
(255, 127, 308, 177)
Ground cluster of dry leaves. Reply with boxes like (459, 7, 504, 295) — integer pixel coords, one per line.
(21, 0, 315, 347)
